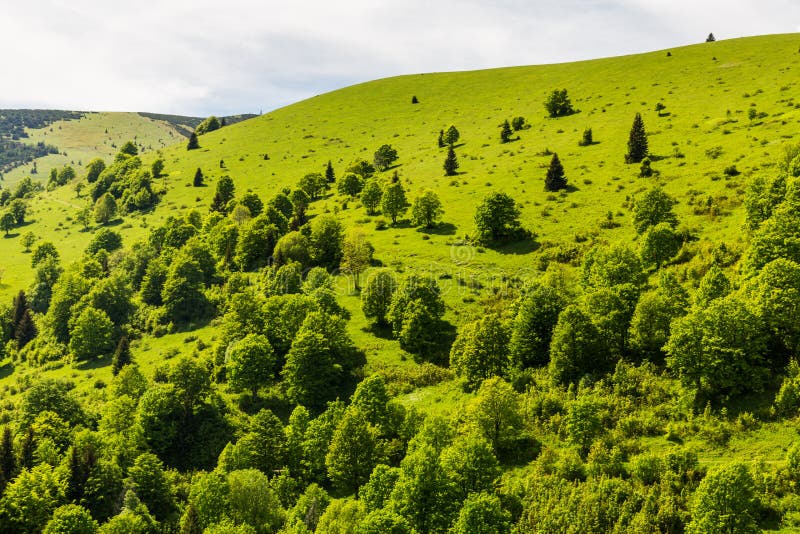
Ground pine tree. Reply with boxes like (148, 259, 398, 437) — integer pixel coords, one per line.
(0, 427, 15, 486)
(411, 95, 419, 104)
(500, 120, 513, 143)
(325, 160, 335, 183)
(437, 129, 445, 148)
(187, 131, 199, 150)
(625, 113, 648, 163)
(444, 147, 459, 176)
(11, 290, 28, 332)
(193, 168, 204, 187)
(112, 336, 133, 376)
(706, 33, 716, 42)
(544, 153, 568, 192)
(15, 308, 36, 348)
(19, 427, 34, 469)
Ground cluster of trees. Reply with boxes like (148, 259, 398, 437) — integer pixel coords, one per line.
(84, 142, 159, 218)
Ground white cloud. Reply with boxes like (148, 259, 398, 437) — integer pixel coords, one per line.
(0, 0, 797, 116)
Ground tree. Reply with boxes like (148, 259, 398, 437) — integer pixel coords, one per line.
(625, 112, 648, 163)
(374, 144, 399, 171)
(500, 119, 513, 143)
(211, 176, 235, 213)
(300, 172, 326, 200)
(509, 284, 567, 369)
(440, 436, 499, 500)
(196, 116, 221, 135)
(632, 187, 677, 234)
(549, 305, 608, 384)
(748, 258, 800, 356)
(235, 220, 279, 271)
(511, 116, 527, 131)
(0, 212, 14, 235)
(544, 89, 575, 117)
(579, 127, 593, 146)
(43, 504, 98, 534)
(8, 199, 27, 225)
(581, 243, 647, 289)
(0, 464, 66, 533)
(85, 158, 106, 183)
(437, 129, 445, 148)
(450, 314, 511, 391)
(449, 493, 510, 534)
(686, 463, 759, 534)
(387, 274, 445, 335)
(310, 214, 344, 269)
(360, 180, 383, 215)
(706, 33, 716, 43)
(381, 182, 409, 224)
(325, 160, 335, 183)
(119, 141, 138, 157)
(665, 296, 768, 400)
(640, 223, 681, 268)
(226, 334, 276, 399)
(111, 336, 132, 376)
(474, 192, 523, 244)
(15, 308, 37, 348)
(326, 409, 379, 493)
(694, 264, 731, 307)
(94, 193, 117, 225)
(193, 168, 204, 187)
(443, 146, 459, 176)
(629, 280, 689, 360)
(151, 158, 164, 178)
(128, 453, 176, 522)
(443, 125, 460, 146)
(86, 228, 122, 255)
(162, 256, 209, 324)
(238, 191, 263, 217)
(341, 230, 374, 290)
(337, 173, 364, 198)
(544, 153, 567, 192)
(273, 231, 312, 268)
(187, 131, 200, 150)
(68, 307, 114, 361)
(465, 377, 523, 456)
(410, 190, 443, 228)
(346, 159, 376, 179)
(361, 269, 397, 326)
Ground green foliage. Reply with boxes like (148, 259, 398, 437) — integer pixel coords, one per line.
(578, 127, 593, 146)
(544, 89, 575, 118)
(625, 112, 649, 163)
(474, 192, 524, 244)
(86, 229, 123, 255)
(639, 223, 681, 268)
(380, 182, 409, 224)
(300, 172, 327, 200)
(310, 214, 345, 269)
(43, 504, 98, 534)
(465, 377, 524, 456)
(68, 307, 114, 361)
(361, 269, 397, 326)
(581, 243, 646, 289)
(346, 159, 376, 179)
(226, 334, 276, 398)
(544, 153, 567, 192)
(450, 314, 511, 391)
(360, 180, 383, 215)
(449, 492, 510, 534)
(694, 264, 731, 307)
(326, 408, 379, 493)
(549, 305, 608, 384)
(511, 116, 527, 131)
(443, 146, 459, 176)
(86, 158, 106, 183)
(94, 193, 117, 225)
(188, 131, 200, 150)
(410, 190, 444, 228)
(387, 274, 445, 356)
(196, 116, 222, 135)
(374, 144, 399, 171)
(500, 119, 513, 143)
(341, 230, 374, 289)
(686, 463, 759, 534)
(0, 464, 66, 532)
(632, 187, 678, 234)
(211, 176, 236, 213)
(443, 125, 460, 146)
(510, 284, 566, 369)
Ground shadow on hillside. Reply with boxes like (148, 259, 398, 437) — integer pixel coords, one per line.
(76, 354, 112, 371)
(417, 223, 456, 236)
(2, 233, 19, 239)
(363, 323, 393, 340)
(0, 361, 13, 381)
(565, 184, 580, 193)
(412, 320, 457, 367)
(381, 163, 403, 172)
(492, 238, 540, 255)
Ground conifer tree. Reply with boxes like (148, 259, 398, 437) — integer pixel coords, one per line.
(706, 33, 716, 42)
(443, 125, 460, 146)
(500, 120, 513, 143)
(544, 153, 568, 192)
(444, 146, 459, 176)
(437, 129, 445, 148)
(625, 113, 648, 163)
(187, 131, 199, 150)
(325, 160, 335, 183)
(193, 168, 204, 187)
(15, 308, 36, 348)
(112, 336, 133, 376)
(0, 427, 15, 487)
(12, 290, 28, 332)
(411, 95, 419, 104)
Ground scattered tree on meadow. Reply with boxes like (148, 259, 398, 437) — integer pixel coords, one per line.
(187, 132, 199, 150)
(639, 157, 654, 177)
(625, 113, 648, 163)
(544, 153, 567, 192)
(0, 212, 14, 236)
(443, 146, 459, 177)
(381, 182, 410, 224)
(151, 158, 164, 178)
(195, 116, 221, 135)
(111, 336, 132, 376)
(69, 306, 115, 361)
(500, 120, 513, 143)
(474, 192, 524, 244)
(193, 168, 204, 187)
(410, 190, 443, 228)
(85, 158, 106, 183)
(210, 175, 235, 213)
(8, 199, 27, 225)
(579, 127, 593, 146)
(94, 193, 117, 225)
(411, 95, 419, 104)
(511, 116, 526, 131)
(632, 187, 677, 234)
(325, 160, 335, 183)
(361, 269, 398, 326)
(226, 334, 276, 399)
(300, 172, 327, 200)
(373, 144, 399, 171)
(450, 314, 511, 390)
(338, 172, 364, 198)
(360, 179, 383, 215)
(437, 129, 445, 148)
(345, 159, 376, 179)
(341, 230, 374, 290)
(443, 125, 460, 146)
(544, 89, 575, 118)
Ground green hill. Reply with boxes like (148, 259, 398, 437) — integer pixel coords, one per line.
(2, 33, 800, 532)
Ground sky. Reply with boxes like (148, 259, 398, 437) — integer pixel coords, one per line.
(0, 0, 798, 117)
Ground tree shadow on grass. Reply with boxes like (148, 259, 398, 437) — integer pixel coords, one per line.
(417, 222, 456, 236)
(413, 320, 457, 367)
(2, 233, 20, 239)
(492, 238, 540, 255)
(565, 184, 580, 193)
(0, 361, 13, 380)
(76, 353, 113, 371)
(363, 322, 394, 340)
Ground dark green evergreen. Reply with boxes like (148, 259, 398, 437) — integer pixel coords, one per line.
(544, 153, 567, 192)
(625, 113, 648, 163)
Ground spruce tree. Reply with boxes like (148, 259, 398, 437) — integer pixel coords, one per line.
(187, 131, 199, 150)
(193, 168, 204, 187)
(325, 161, 335, 183)
(411, 95, 419, 104)
(706, 33, 716, 42)
(625, 113, 648, 163)
(544, 153, 568, 192)
(444, 146, 459, 176)
(0, 427, 15, 486)
(11, 290, 27, 331)
(15, 308, 36, 348)
(437, 130, 445, 148)
(500, 120, 513, 143)
(112, 336, 133, 376)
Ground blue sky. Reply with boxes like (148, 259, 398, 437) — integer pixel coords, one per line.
(1, 0, 798, 116)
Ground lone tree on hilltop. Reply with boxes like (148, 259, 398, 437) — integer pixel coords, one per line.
(500, 120, 513, 143)
(187, 131, 199, 150)
(545, 153, 567, 192)
(444, 146, 459, 176)
(625, 113, 648, 163)
(544, 89, 575, 118)
(706, 33, 716, 43)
